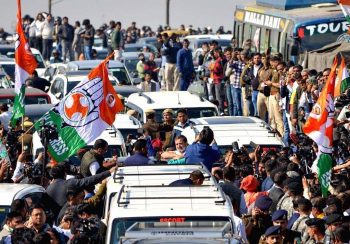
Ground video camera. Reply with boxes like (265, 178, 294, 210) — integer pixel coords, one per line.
(335, 89, 350, 108)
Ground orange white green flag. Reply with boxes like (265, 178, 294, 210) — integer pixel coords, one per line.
(335, 57, 350, 97)
(339, 0, 350, 24)
(303, 59, 337, 196)
(11, 0, 37, 126)
(34, 60, 124, 162)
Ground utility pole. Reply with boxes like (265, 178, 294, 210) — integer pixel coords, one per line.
(166, 0, 170, 26)
(48, 0, 52, 14)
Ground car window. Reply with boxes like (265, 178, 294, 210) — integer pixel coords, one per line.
(110, 68, 131, 85)
(25, 96, 49, 105)
(24, 192, 43, 208)
(51, 78, 64, 95)
(33, 54, 45, 68)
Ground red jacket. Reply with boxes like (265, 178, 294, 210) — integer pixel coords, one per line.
(212, 57, 224, 84)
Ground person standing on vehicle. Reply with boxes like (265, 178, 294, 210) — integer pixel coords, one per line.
(41, 13, 54, 63)
(136, 53, 146, 79)
(80, 139, 117, 177)
(163, 33, 182, 91)
(81, 19, 95, 60)
(176, 39, 194, 91)
(58, 17, 74, 62)
(72, 21, 83, 61)
(111, 22, 123, 60)
(184, 126, 220, 171)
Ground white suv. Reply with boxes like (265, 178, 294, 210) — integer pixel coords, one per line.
(125, 91, 219, 123)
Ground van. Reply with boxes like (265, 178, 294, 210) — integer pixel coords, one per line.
(104, 165, 240, 243)
(126, 91, 219, 123)
(181, 116, 285, 154)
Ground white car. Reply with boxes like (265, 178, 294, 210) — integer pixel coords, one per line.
(67, 60, 134, 86)
(126, 91, 219, 124)
(0, 184, 45, 224)
(113, 113, 142, 142)
(104, 165, 243, 243)
(48, 71, 117, 104)
(181, 116, 285, 154)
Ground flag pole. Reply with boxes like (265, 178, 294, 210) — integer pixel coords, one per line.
(21, 116, 24, 153)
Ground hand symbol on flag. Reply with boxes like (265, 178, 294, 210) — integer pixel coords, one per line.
(60, 77, 103, 127)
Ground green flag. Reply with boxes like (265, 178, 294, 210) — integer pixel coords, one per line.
(11, 85, 25, 126)
(317, 153, 332, 197)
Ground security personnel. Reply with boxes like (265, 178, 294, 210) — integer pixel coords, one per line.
(270, 210, 300, 244)
(260, 226, 283, 244)
(143, 109, 172, 140)
(304, 218, 326, 244)
(242, 196, 273, 244)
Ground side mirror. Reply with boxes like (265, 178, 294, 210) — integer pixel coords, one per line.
(55, 92, 63, 99)
(133, 78, 142, 85)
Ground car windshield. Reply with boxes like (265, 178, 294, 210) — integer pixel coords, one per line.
(153, 108, 218, 123)
(111, 217, 232, 243)
(1, 64, 15, 80)
(0, 206, 10, 226)
(0, 96, 49, 106)
(33, 54, 45, 68)
(117, 128, 139, 141)
(123, 59, 138, 74)
(110, 68, 131, 85)
(84, 145, 123, 158)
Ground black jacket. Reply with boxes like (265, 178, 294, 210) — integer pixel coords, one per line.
(46, 170, 111, 207)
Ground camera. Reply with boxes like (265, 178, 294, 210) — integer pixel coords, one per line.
(232, 141, 240, 154)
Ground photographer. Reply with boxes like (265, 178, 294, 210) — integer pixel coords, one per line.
(336, 103, 350, 131)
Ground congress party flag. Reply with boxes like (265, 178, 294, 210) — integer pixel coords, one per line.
(34, 60, 123, 162)
(11, 0, 37, 126)
(335, 57, 350, 97)
(304, 59, 337, 197)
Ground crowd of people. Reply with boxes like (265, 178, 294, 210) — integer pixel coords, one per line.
(0, 11, 350, 244)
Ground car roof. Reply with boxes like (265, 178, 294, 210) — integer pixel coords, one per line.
(127, 91, 217, 111)
(67, 60, 124, 70)
(0, 183, 45, 206)
(0, 88, 47, 96)
(121, 52, 150, 59)
(182, 124, 284, 147)
(191, 116, 266, 125)
(107, 165, 233, 220)
(87, 127, 124, 146)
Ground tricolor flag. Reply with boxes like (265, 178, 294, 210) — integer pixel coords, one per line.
(11, 0, 37, 126)
(303, 59, 337, 196)
(339, 0, 350, 25)
(335, 57, 350, 97)
(34, 60, 123, 162)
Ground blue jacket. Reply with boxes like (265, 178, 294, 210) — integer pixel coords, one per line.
(163, 40, 182, 64)
(177, 48, 194, 75)
(124, 152, 149, 166)
(185, 142, 221, 171)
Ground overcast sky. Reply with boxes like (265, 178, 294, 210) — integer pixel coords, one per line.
(1, 0, 252, 33)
